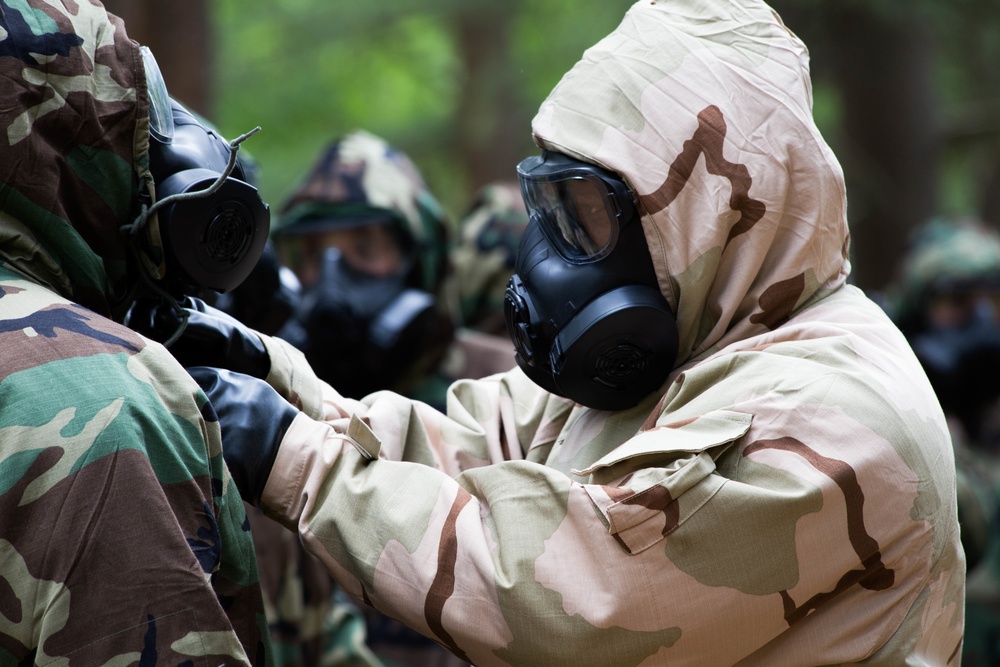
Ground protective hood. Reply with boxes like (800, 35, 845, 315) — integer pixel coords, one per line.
(277, 129, 452, 294)
(889, 217, 1000, 334)
(530, 0, 850, 368)
(0, 0, 160, 317)
(450, 181, 528, 334)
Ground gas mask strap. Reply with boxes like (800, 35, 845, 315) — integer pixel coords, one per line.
(121, 126, 261, 243)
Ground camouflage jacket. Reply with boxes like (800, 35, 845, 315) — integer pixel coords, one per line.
(0, 1, 267, 663)
(251, 0, 964, 664)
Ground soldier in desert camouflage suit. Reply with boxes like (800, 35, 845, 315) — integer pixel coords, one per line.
(0, 0, 274, 664)
(164, 0, 967, 664)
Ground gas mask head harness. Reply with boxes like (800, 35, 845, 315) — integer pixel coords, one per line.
(504, 151, 678, 410)
(909, 277, 1000, 443)
(129, 46, 269, 302)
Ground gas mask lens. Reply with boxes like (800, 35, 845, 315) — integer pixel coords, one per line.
(140, 46, 174, 141)
(517, 153, 637, 263)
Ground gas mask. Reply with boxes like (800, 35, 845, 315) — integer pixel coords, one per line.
(141, 46, 269, 295)
(285, 246, 448, 398)
(504, 152, 678, 410)
(911, 292, 1000, 443)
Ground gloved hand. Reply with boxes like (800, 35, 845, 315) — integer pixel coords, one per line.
(127, 296, 271, 379)
(188, 366, 298, 504)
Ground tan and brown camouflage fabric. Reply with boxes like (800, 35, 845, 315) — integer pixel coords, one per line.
(252, 1, 964, 664)
(246, 505, 386, 667)
(0, 1, 268, 663)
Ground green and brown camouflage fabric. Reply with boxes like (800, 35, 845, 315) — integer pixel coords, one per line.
(252, 1, 964, 664)
(0, 1, 268, 663)
(888, 217, 1000, 335)
(448, 181, 528, 337)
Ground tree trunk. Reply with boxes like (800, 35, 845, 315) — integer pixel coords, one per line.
(102, 0, 213, 119)
(453, 6, 535, 197)
(829, 7, 940, 292)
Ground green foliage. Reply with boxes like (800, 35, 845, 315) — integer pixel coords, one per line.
(211, 0, 632, 220)
(213, 0, 1000, 243)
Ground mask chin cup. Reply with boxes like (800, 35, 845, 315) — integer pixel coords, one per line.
(370, 289, 437, 350)
(515, 285, 677, 410)
(156, 168, 270, 293)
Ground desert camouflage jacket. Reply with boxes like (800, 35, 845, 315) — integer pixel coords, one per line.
(0, 1, 267, 663)
(252, 0, 965, 664)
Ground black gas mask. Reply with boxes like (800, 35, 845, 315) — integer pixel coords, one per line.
(504, 152, 678, 410)
(282, 246, 448, 398)
(910, 291, 1000, 445)
(141, 46, 269, 296)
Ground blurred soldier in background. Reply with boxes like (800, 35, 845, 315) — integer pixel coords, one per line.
(273, 130, 455, 410)
(271, 130, 465, 665)
(439, 182, 528, 381)
(886, 217, 1000, 666)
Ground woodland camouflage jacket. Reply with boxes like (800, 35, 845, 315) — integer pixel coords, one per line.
(252, 0, 965, 664)
(0, 1, 267, 663)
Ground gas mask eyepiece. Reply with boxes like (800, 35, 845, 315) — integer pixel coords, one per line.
(141, 46, 269, 294)
(505, 152, 678, 410)
(516, 151, 639, 263)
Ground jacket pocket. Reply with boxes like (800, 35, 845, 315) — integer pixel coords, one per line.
(574, 410, 751, 554)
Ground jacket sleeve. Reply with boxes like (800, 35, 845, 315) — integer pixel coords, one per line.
(259, 362, 721, 667)
(256, 337, 965, 666)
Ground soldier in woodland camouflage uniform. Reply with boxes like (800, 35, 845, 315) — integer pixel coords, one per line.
(0, 0, 271, 663)
(438, 182, 526, 383)
(886, 218, 1000, 666)
(159, 0, 966, 664)
(273, 130, 455, 410)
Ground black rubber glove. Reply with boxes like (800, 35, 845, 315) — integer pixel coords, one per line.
(127, 296, 271, 379)
(188, 366, 298, 504)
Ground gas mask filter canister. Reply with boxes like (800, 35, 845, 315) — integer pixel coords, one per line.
(141, 46, 270, 295)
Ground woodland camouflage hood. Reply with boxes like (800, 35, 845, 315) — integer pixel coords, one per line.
(531, 0, 850, 369)
(450, 181, 528, 335)
(277, 129, 452, 295)
(0, 0, 164, 318)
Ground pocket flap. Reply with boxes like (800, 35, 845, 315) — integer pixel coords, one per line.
(573, 409, 752, 476)
(578, 410, 752, 555)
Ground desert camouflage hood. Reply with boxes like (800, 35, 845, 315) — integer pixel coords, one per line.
(531, 0, 850, 367)
(277, 129, 451, 293)
(0, 0, 157, 318)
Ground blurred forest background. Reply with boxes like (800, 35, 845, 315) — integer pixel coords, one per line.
(104, 0, 1000, 294)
